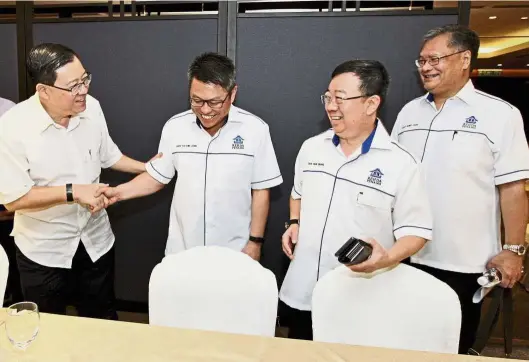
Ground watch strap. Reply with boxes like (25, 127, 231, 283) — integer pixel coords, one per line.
(249, 236, 265, 244)
(66, 183, 74, 203)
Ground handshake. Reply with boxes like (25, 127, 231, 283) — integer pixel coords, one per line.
(71, 183, 120, 214)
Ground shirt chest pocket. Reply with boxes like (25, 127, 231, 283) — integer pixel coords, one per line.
(352, 189, 393, 239)
(83, 146, 101, 182)
(449, 131, 492, 172)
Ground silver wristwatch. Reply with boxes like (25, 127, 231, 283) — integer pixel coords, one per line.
(503, 244, 527, 256)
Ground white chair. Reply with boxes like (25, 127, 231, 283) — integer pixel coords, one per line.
(0, 244, 9, 306)
(148, 246, 278, 336)
(312, 263, 461, 354)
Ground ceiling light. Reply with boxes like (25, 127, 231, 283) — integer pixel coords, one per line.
(489, 16, 497, 19)
(527, 64, 529, 67)
(522, 17, 528, 20)
(497, 64, 502, 67)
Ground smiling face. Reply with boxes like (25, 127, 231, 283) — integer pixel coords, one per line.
(189, 78, 237, 135)
(418, 33, 471, 98)
(325, 72, 379, 140)
(37, 56, 90, 118)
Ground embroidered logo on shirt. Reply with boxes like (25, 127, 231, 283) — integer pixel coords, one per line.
(367, 168, 384, 185)
(232, 135, 244, 150)
(462, 116, 478, 129)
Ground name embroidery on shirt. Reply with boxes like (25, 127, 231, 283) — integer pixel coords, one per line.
(232, 135, 245, 150)
(462, 116, 478, 129)
(176, 144, 198, 148)
(367, 168, 384, 185)
(402, 123, 418, 129)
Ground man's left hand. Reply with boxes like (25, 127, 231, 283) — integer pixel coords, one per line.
(242, 240, 262, 261)
(487, 250, 524, 289)
(348, 238, 392, 273)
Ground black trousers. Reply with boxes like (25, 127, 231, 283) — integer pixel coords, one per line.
(278, 300, 313, 340)
(0, 219, 23, 304)
(16, 242, 118, 320)
(411, 263, 482, 354)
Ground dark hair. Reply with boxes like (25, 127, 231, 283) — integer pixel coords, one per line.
(187, 52, 236, 91)
(26, 43, 79, 86)
(331, 59, 390, 109)
(422, 25, 480, 69)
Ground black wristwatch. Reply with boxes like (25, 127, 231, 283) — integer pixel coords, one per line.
(284, 219, 299, 230)
(66, 183, 74, 203)
(249, 236, 265, 244)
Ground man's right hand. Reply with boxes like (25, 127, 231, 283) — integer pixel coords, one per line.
(282, 224, 299, 260)
(94, 186, 120, 207)
(72, 184, 110, 214)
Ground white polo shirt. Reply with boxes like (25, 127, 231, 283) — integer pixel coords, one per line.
(279, 122, 433, 311)
(392, 80, 529, 273)
(146, 105, 283, 255)
(0, 94, 123, 268)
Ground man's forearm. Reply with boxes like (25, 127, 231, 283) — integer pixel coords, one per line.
(5, 186, 67, 212)
(114, 172, 165, 201)
(499, 180, 528, 245)
(110, 155, 146, 175)
(289, 197, 301, 220)
(250, 189, 270, 237)
(387, 235, 427, 265)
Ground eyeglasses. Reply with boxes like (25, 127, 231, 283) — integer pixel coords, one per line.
(415, 50, 467, 68)
(49, 73, 92, 96)
(190, 92, 231, 109)
(320, 94, 367, 105)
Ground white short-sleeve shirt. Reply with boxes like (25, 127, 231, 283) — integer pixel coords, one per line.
(146, 106, 283, 255)
(279, 121, 433, 311)
(0, 94, 123, 268)
(392, 80, 529, 273)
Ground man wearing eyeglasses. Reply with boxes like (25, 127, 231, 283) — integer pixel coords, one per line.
(279, 59, 432, 340)
(97, 52, 282, 261)
(391, 25, 529, 354)
(0, 43, 153, 319)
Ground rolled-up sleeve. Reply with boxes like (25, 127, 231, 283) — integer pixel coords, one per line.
(493, 107, 529, 185)
(146, 123, 175, 185)
(0, 126, 34, 204)
(392, 160, 433, 241)
(96, 104, 123, 169)
(251, 126, 282, 190)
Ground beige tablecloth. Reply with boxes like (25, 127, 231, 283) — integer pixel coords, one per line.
(0, 312, 520, 362)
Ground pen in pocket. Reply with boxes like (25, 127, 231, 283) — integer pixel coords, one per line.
(452, 131, 458, 140)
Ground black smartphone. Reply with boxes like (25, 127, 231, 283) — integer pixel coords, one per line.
(335, 237, 373, 265)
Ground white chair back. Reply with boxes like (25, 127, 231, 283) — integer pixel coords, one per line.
(0, 244, 9, 306)
(312, 263, 461, 353)
(149, 246, 278, 336)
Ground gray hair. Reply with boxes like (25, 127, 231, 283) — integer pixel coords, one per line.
(423, 25, 480, 69)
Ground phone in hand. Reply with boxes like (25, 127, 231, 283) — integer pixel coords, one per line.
(335, 237, 373, 265)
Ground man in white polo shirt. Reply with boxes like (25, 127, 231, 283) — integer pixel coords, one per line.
(392, 25, 529, 354)
(98, 52, 282, 261)
(0, 43, 152, 318)
(279, 59, 433, 340)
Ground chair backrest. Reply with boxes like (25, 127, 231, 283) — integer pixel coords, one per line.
(0, 244, 9, 306)
(148, 246, 278, 336)
(312, 263, 461, 353)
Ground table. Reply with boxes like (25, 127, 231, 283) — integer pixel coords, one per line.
(0, 312, 521, 362)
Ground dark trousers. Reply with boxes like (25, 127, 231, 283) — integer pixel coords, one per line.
(0, 219, 24, 305)
(278, 300, 313, 340)
(16, 242, 118, 320)
(411, 263, 482, 354)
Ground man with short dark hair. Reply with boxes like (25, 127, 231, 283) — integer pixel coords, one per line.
(392, 25, 529, 354)
(0, 43, 153, 318)
(279, 59, 433, 340)
(99, 52, 282, 261)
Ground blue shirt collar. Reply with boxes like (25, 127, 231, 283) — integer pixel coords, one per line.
(332, 120, 378, 154)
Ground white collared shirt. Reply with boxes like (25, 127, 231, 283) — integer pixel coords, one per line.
(279, 122, 433, 311)
(0, 94, 123, 268)
(146, 106, 283, 255)
(392, 80, 529, 273)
